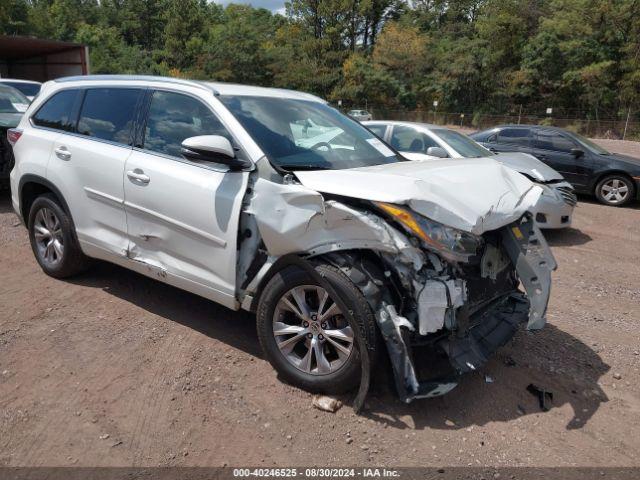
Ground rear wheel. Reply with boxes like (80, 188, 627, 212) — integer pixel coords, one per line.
(256, 262, 378, 394)
(595, 175, 634, 206)
(28, 194, 91, 278)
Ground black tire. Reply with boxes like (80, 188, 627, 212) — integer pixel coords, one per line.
(256, 262, 379, 394)
(595, 174, 635, 207)
(28, 193, 91, 278)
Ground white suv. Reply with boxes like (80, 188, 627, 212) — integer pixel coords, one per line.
(9, 75, 555, 403)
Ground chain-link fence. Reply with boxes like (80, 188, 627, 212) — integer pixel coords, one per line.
(363, 109, 640, 141)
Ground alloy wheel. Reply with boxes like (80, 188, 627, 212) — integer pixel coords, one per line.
(272, 285, 354, 375)
(600, 178, 630, 205)
(33, 207, 64, 267)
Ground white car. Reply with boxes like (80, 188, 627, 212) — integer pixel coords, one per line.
(9, 75, 555, 402)
(365, 121, 576, 229)
(0, 79, 42, 101)
(347, 109, 372, 122)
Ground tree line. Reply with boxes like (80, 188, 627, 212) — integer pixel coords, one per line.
(2, 0, 639, 121)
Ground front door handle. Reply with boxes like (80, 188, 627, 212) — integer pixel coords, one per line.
(127, 169, 150, 184)
(54, 146, 71, 161)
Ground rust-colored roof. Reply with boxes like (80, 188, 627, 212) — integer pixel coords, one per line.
(0, 35, 84, 60)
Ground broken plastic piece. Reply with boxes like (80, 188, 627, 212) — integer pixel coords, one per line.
(527, 383, 553, 412)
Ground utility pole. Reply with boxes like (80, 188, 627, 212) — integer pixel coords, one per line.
(517, 105, 522, 125)
(623, 107, 631, 141)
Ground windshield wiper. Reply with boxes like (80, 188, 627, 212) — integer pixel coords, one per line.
(277, 164, 332, 171)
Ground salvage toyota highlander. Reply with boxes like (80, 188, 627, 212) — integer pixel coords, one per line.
(9, 76, 556, 403)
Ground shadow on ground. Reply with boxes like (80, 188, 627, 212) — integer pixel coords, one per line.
(360, 323, 609, 432)
(544, 227, 593, 246)
(576, 194, 640, 211)
(68, 260, 609, 433)
(68, 261, 262, 358)
(0, 190, 14, 214)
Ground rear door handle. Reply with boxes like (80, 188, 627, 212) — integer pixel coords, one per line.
(54, 146, 71, 161)
(127, 169, 150, 184)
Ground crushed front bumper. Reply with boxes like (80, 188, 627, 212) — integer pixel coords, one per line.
(378, 215, 557, 403)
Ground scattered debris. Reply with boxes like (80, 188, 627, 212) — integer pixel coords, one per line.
(484, 375, 494, 383)
(527, 384, 553, 412)
(312, 395, 342, 413)
(503, 356, 517, 367)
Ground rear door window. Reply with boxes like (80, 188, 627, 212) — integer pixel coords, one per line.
(367, 124, 387, 138)
(143, 90, 232, 158)
(390, 126, 439, 153)
(496, 128, 531, 147)
(533, 130, 578, 153)
(31, 90, 80, 132)
(77, 88, 141, 145)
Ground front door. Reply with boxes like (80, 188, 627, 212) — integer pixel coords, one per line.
(123, 89, 249, 308)
(531, 129, 590, 188)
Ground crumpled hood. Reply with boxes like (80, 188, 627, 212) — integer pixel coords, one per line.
(493, 152, 564, 182)
(294, 157, 542, 235)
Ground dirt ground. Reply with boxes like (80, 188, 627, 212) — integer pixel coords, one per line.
(1, 140, 639, 468)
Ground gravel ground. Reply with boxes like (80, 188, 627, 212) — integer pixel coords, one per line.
(0, 140, 639, 468)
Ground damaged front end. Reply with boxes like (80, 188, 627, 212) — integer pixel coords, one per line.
(239, 157, 556, 404)
(374, 210, 556, 403)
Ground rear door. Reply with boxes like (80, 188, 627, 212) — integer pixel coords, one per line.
(491, 127, 533, 154)
(46, 87, 142, 257)
(123, 89, 249, 308)
(389, 125, 443, 160)
(531, 129, 590, 188)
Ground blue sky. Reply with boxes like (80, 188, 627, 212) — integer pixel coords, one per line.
(214, 0, 286, 13)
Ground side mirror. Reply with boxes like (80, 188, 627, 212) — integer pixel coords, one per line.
(570, 148, 584, 158)
(426, 146, 448, 158)
(181, 135, 251, 170)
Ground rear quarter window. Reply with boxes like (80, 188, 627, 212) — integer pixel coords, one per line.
(31, 90, 79, 132)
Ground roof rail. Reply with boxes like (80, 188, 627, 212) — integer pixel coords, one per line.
(54, 75, 217, 94)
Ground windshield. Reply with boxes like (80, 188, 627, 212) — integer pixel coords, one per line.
(0, 87, 30, 113)
(1, 81, 40, 97)
(219, 95, 401, 170)
(433, 129, 493, 158)
(571, 131, 610, 155)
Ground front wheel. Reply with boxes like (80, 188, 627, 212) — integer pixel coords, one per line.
(595, 175, 635, 206)
(256, 263, 378, 394)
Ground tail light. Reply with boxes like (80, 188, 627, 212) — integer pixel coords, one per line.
(7, 129, 23, 147)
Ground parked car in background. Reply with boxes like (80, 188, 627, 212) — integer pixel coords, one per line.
(471, 125, 640, 207)
(347, 109, 372, 121)
(9, 75, 555, 402)
(364, 121, 576, 229)
(0, 85, 30, 188)
(0, 79, 42, 101)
